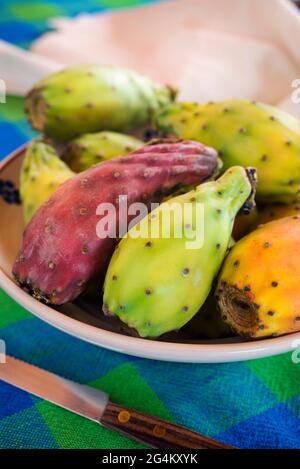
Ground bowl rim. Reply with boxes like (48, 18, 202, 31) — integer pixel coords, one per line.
(0, 144, 298, 363)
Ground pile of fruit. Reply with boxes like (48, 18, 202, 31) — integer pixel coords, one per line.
(13, 64, 300, 341)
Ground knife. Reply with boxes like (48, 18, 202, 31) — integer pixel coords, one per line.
(0, 355, 233, 449)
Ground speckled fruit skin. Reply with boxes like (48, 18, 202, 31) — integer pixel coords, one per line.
(20, 140, 74, 223)
(216, 216, 300, 338)
(63, 131, 143, 172)
(103, 166, 255, 338)
(13, 140, 218, 305)
(25, 65, 176, 141)
(154, 99, 300, 203)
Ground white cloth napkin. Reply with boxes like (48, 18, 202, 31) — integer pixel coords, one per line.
(0, 40, 61, 96)
(3, 0, 300, 116)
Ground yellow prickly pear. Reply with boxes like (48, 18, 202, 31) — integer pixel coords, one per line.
(103, 166, 256, 338)
(216, 216, 300, 338)
(20, 140, 74, 223)
(25, 65, 176, 140)
(63, 131, 143, 172)
(154, 99, 300, 203)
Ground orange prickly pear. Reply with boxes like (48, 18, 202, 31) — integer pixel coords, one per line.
(216, 216, 300, 338)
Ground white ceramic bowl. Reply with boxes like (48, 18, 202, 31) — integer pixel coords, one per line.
(0, 145, 298, 363)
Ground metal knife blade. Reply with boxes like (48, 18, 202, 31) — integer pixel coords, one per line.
(0, 355, 234, 449)
(0, 355, 109, 422)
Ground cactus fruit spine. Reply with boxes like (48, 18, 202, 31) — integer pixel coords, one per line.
(13, 140, 218, 305)
(25, 65, 176, 141)
(103, 166, 256, 338)
(216, 216, 300, 338)
(63, 131, 143, 172)
(154, 99, 300, 203)
(20, 140, 74, 223)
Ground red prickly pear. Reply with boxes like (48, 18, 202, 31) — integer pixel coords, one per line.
(13, 140, 218, 305)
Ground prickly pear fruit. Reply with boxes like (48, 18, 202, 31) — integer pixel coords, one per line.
(62, 131, 143, 172)
(25, 65, 176, 141)
(253, 203, 300, 228)
(13, 140, 218, 305)
(20, 140, 74, 223)
(103, 166, 256, 338)
(216, 216, 300, 338)
(154, 99, 300, 203)
(183, 291, 231, 339)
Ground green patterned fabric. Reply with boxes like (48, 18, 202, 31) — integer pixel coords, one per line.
(0, 0, 300, 449)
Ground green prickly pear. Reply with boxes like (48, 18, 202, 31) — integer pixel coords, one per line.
(20, 140, 74, 223)
(62, 131, 143, 172)
(103, 166, 256, 338)
(25, 65, 176, 141)
(154, 99, 300, 203)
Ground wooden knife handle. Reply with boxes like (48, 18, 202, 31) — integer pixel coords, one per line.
(101, 401, 234, 449)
